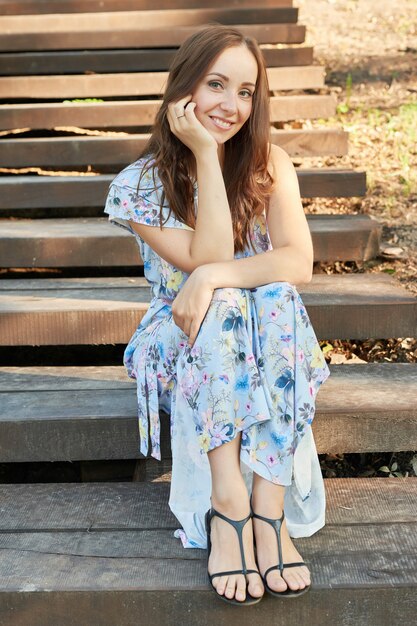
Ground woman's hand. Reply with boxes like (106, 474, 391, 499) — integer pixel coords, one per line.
(171, 266, 214, 348)
(167, 94, 218, 157)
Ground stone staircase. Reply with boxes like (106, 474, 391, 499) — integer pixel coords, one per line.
(0, 1, 416, 624)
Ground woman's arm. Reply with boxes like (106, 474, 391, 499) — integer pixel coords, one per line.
(166, 96, 234, 266)
(195, 144, 314, 288)
(190, 147, 235, 265)
(196, 245, 312, 290)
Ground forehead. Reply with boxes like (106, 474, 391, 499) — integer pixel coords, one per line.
(206, 45, 258, 83)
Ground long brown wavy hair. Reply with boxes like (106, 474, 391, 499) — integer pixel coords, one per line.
(136, 23, 274, 254)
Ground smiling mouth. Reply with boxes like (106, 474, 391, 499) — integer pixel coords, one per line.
(209, 116, 235, 130)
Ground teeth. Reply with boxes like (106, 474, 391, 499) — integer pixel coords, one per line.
(211, 116, 232, 128)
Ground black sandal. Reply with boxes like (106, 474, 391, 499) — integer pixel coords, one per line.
(251, 503, 311, 598)
(205, 506, 263, 606)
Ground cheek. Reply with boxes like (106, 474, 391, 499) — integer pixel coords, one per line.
(193, 88, 219, 114)
(242, 101, 253, 121)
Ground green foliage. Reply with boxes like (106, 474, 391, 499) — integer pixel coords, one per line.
(336, 73, 353, 115)
(62, 98, 104, 103)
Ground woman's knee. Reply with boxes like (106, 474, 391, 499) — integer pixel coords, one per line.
(212, 286, 244, 300)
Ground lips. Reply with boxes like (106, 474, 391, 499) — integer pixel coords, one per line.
(209, 115, 235, 130)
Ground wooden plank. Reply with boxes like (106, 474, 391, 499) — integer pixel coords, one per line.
(0, 273, 415, 347)
(0, 0, 294, 15)
(0, 24, 306, 52)
(0, 8, 298, 32)
(0, 363, 416, 461)
(0, 170, 366, 214)
(0, 130, 348, 169)
(0, 96, 337, 130)
(0, 214, 380, 268)
(0, 47, 313, 76)
(0, 480, 415, 625)
(0, 66, 324, 98)
(0, 478, 415, 529)
(1, 587, 415, 626)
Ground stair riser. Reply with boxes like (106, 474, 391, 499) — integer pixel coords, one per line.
(0, 588, 416, 626)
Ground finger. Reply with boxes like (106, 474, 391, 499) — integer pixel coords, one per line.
(184, 320, 193, 344)
(188, 321, 200, 347)
(175, 94, 193, 107)
(166, 108, 181, 136)
(172, 314, 184, 334)
(172, 96, 193, 118)
(184, 101, 197, 117)
(166, 107, 176, 131)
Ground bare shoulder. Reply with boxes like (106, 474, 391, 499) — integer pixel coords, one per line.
(267, 143, 293, 180)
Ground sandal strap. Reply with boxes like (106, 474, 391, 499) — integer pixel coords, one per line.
(264, 562, 306, 578)
(251, 506, 285, 570)
(206, 506, 253, 575)
(209, 568, 260, 581)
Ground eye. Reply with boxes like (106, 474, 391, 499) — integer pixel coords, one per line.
(240, 89, 253, 98)
(208, 80, 222, 89)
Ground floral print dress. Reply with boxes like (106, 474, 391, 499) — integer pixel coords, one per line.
(104, 157, 331, 549)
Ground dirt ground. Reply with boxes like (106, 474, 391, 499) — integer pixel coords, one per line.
(293, 0, 417, 368)
(294, 0, 417, 478)
(296, 0, 417, 294)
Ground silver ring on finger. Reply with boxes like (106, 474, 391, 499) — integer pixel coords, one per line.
(176, 114, 185, 119)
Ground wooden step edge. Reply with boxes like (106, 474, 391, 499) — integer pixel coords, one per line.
(0, 214, 381, 267)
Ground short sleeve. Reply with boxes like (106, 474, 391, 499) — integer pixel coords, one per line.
(103, 159, 194, 235)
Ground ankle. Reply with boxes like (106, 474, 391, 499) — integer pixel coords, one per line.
(251, 478, 285, 517)
(211, 484, 249, 518)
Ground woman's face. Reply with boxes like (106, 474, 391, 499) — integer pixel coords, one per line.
(191, 45, 258, 146)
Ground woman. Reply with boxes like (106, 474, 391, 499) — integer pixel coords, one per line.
(104, 24, 331, 606)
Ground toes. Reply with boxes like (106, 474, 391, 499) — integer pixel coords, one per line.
(248, 574, 264, 598)
(267, 571, 288, 592)
(300, 566, 311, 586)
(224, 576, 238, 600)
(279, 566, 312, 592)
(294, 572, 306, 589)
(283, 571, 300, 591)
(236, 576, 247, 602)
(214, 575, 228, 596)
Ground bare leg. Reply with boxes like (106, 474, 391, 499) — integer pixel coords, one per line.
(207, 433, 264, 602)
(251, 471, 311, 592)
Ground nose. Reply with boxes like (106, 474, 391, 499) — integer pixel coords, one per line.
(220, 90, 238, 114)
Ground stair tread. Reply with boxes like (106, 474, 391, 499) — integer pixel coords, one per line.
(0, 214, 379, 238)
(1, 362, 416, 412)
(0, 363, 416, 460)
(0, 478, 416, 592)
(0, 273, 415, 344)
(0, 273, 414, 306)
(0, 214, 381, 266)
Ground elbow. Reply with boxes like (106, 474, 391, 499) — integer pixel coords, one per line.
(301, 269, 313, 284)
(300, 246, 313, 283)
(296, 254, 313, 285)
(301, 259, 313, 284)
(190, 250, 234, 271)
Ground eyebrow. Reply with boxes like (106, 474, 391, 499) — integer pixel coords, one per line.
(206, 72, 256, 88)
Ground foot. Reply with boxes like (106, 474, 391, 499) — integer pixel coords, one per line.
(208, 498, 264, 602)
(252, 502, 311, 593)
